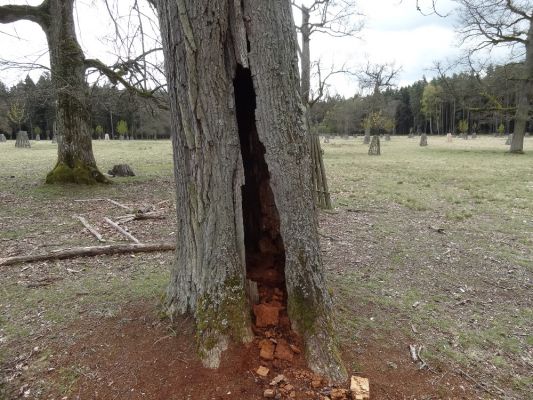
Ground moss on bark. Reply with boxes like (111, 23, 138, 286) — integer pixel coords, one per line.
(192, 276, 252, 364)
(45, 161, 108, 184)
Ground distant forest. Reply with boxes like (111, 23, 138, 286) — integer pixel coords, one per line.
(0, 73, 170, 140)
(0, 61, 530, 139)
(311, 62, 531, 136)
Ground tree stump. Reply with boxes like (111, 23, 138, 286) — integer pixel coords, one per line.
(472, 132, 477, 139)
(446, 133, 452, 142)
(108, 164, 135, 177)
(526, 132, 530, 137)
(35, 134, 40, 141)
(104, 133, 110, 140)
(52, 135, 57, 143)
(363, 127, 371, 144)
(15, 131, 31, 148)
(323, 135, 330, 143)
(0, 134, 6, 142)
(368, 135, 381, 155)
(384, 133, 391, 141)
(505, 134, 513, 145)
(419, 133, 428, 147)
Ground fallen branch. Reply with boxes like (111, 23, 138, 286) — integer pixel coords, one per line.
(104, 217, 140, 243)
(0, 243, 175, 267)
(106, 199, 133, 211)
(115, 211, 165, 224)
(409, 345, 418, 362)
(74, 216, 105, 242)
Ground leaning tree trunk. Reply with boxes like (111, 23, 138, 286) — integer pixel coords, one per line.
(156, 0, 346, 382)
(300, 6, 331, 209)
(0, 0, 106, 184)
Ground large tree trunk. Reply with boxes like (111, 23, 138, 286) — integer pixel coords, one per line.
(156, 0, 346, 382)
(43, 0, 106, 183)
(511, 23, 533, 153)
(0, 0, 106, 184)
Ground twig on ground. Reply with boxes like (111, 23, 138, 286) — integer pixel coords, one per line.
(457, 369, 505, 396)
(104, 217, 140, 243)
(75, 216, 105, 242)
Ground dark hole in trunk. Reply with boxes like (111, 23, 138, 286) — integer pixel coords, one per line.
(233, 65, 290, 332)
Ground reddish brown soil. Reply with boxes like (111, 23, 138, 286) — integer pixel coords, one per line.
(42, 302, 476, 400)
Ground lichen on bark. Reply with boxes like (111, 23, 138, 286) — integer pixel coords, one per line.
(189, 276, 253, 367)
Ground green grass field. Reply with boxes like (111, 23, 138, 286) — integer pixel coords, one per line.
(0, 136, 531, 398)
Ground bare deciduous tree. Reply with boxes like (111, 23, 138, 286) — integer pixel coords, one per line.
(456, 0, 533, 153)
(357, 61, 401, 143)
(154, 0, 347, 382)
(0, 0, 164, 183)
(292, 0, 361, 208)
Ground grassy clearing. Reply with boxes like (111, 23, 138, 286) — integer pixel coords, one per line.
(1, 136, 532, 398)
(323, 136, 532, 398)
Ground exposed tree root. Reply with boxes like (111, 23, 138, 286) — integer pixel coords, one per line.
(46, 161, 109, 184)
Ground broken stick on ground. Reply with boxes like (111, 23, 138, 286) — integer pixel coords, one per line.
(74, 216, 105, 242)
(104, 217, 140, 243)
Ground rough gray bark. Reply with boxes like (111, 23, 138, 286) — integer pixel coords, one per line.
(0, 0, 106, 183)
(156, 0, 346, 381)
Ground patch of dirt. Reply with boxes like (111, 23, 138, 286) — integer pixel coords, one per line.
(30, 300, 476, 400)
(45, 302, 346, 400)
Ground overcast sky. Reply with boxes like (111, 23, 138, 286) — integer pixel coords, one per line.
(0, 0, 508, 97)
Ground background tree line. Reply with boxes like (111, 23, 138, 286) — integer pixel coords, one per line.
(0, 73, 170, 140)
(312, 62, 531, 136)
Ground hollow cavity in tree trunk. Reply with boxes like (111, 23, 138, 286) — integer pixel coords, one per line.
(15, 131, 31, 148)
(368, 135, 380, 156)
(234, 66, 290, 334)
